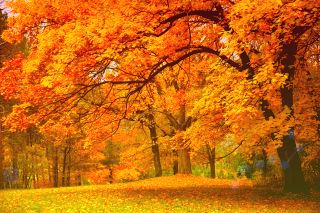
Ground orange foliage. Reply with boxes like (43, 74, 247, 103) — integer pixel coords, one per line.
(0, 0, 319, 179)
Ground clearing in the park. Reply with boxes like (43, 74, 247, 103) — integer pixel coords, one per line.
(0, 1, 319, 212)
(1, 176, 320, 212)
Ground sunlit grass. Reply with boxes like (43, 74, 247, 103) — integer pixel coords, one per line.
(1, 176, 319, 212)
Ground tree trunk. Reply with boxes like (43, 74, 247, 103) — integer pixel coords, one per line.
(148, 114, 162, 177)
(53, 148, 59, 188)
(46, 146, 52, 185)
(277, 42, 308, 193)
(206, 145, 215, 178)
(23, 152, 30, 189)
(77, 174, 82, 186)
(61, 147, 67, 186)
(173, 150, 178, 175)
(152, 144, 162, 177)
(67, 147, 71, 186)
(11, 155, 18, 188)
(262, 149, 268, 177)
(241, 41, 308, 193)
(109, 168, 113, 184)
(277, 136, 307, 193)
(177, 105, 192, 174)
(177, 149, 192, 174)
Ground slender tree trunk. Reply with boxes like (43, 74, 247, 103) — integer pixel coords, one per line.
(262, 149, 268, 177)
(23, 151, 30, 188)
(277, 42, 308, 193)
(61, 147, 67, 186)
(108, 168, 113, 184)
(23, 168, 29, 188)
(206, 145, 216, 178)
(173, 150, 178, 175)
(45, 146, 52, 185)
(177, 149, 192, 174)
(77, 174, 82, 186)
(30, 155, 35, 189)
(67, 147, 71, 186)
(41, 166, 45, 188)
(148, 114, 162, 177)
(12, 155, 18, 188)
(27, 128, 34, 189)
(53, 148, 59, 188)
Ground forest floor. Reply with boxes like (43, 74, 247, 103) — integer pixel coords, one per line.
(1, 175, 319, 212)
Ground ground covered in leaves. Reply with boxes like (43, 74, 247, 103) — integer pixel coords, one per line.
(1, 176, 319, 212)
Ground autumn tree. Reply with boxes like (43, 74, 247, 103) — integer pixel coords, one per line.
(1, 0, 319, 193)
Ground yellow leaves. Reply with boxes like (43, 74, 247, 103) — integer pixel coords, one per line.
(63, 22, 88, 50)
(41, 76, 54, 88)
(83, 139, 93, 149)
(254, 62, 287, 86)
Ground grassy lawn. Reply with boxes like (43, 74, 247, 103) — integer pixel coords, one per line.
(1, 176, 319, 212)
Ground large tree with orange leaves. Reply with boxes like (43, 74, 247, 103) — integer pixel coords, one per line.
(1, 0, 319, 193)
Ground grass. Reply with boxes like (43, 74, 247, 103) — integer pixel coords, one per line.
(1, 175, 319, 212)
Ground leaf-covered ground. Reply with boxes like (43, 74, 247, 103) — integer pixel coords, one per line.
(1, 176, 319, 212)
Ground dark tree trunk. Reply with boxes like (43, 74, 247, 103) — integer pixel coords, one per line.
(241, 41, 308, 193)
(77, 175, 82, 186)
(53, 148, 59, 188)
(61, 147, 67, 186)
(262, 149, 268, 177)
(148, 114, 162, 177)
(206, 145, 215, 178)
(27, 128, 37, 189)
(152, 144, 162, 177)
(23, 151, 30, 189)
(67, 147, 71, 186)
(22, 168, 28, 189)
(11, 155, 18, 188)
(277, 42, 308, 193)
(277, 137, 307, 193)
(177, 149, 192, 174)
(46, 148, 52, 185)
(109, 168, 113, 184)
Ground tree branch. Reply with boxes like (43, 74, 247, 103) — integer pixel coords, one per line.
(215, 140, 244, 161)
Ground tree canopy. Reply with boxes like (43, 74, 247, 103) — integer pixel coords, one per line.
(0, 0, 319, 193)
